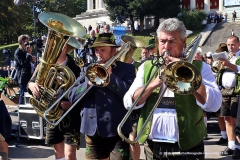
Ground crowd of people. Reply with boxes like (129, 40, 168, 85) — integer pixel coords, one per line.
(2, 17, 240, 160)
(207, 10, 238, 24)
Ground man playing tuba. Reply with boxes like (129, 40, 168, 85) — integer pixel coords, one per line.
(28, 44, 81, 160)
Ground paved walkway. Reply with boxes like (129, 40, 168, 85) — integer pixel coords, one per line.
(200, 21, 240, 54)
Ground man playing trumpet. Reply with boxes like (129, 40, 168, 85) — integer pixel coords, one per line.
(68, 33, 136, 160)
(123, 18, 222, 159)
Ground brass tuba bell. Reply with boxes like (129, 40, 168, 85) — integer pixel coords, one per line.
(29, 11, 86, 122)
(120, 35, 144, 63)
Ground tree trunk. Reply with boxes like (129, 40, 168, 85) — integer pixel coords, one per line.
(129, 15, 135, 33)
(154, 15, 160, 30)
(140, 15, 144, 32)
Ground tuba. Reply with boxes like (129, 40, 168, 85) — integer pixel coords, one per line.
(120, 35, 144, 63)
(29, 11, 86, 122)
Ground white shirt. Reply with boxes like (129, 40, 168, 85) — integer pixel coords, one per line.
(221, 50, 240, 88)
(123, 61, 222, 142)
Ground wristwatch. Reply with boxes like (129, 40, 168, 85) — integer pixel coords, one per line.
(0, 133, 5, 142)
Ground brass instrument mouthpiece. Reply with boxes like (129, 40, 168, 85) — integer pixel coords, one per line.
(163, 51, 170, 56)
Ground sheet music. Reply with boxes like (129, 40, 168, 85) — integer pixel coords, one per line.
(211, 51, 228, 61)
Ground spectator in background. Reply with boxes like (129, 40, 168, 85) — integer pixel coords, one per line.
(7, 49, 11, 58)
(74, 37, 83, 59)
(36, 39, 43, 62)
(83, 30, 97, 63)
(5, 57, 10, 66)
(84, 26, 87, 33)
(104, 24, 111, 33)
(41, 35, 47, 48)
(6, 66, 11, 77)
(231, 29, 235, 36)
(224, 12, 228, 22)
(88, 25, 92, 34)
(14, 34, 33, 104)
(232, 10, 237, 22)
(2, 49, 7, 54)
(96, 26, 99, 33)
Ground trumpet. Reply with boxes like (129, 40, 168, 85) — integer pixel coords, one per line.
(43, 41, 131, 125)
(117, 34, 202, 145)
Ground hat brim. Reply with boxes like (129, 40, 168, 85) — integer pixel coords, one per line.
(89, 42, 120, 48)
(146, 44, 155, 49)
(215, 49, 227, 53)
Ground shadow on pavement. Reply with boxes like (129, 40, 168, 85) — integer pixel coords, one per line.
(9, 146, 53, 159)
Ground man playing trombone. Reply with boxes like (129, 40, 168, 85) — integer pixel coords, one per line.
(123, 18, 222, 160)
(68, 33, 136, 160)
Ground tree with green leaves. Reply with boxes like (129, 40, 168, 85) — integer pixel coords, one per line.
(0, 0, 32, 44)
(0, 0, 87, 45)
(104, 0, 182, 32)
(150, 0, 182, 29)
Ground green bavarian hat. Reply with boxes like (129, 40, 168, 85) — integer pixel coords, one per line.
(146, 38, 155, 49)
(89, 33, 119, 48)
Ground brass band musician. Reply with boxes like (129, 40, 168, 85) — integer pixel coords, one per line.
(123, 18, 222, 160)
(28, 44, 81, 160)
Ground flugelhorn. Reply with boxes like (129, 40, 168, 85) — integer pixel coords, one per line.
(211, 51, 231, 73)
(44, 41, 131, 125)
(29, 11, 86, 122)
(117, 34, 202, 145)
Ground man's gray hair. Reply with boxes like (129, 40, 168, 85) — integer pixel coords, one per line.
(157, 18, 186, 41)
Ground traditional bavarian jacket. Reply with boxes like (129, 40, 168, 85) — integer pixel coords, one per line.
(124, 60, 222, 150)
(68, 61, 136, 137)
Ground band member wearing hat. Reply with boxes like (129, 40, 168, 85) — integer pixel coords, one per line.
(218, 36, 240, 159)
(138, 47, 151, 64)
(28, 44, 81, 160)
(68, 33, 135, 160)
(146, 38, 156, 55)
(123, 18, 222, 159)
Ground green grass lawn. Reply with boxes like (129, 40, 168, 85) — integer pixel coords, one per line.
(0, 29, 202, 67)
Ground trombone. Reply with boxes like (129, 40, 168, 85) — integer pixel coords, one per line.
(117, 34, 202, 145)
(43, 41, 131, 125)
